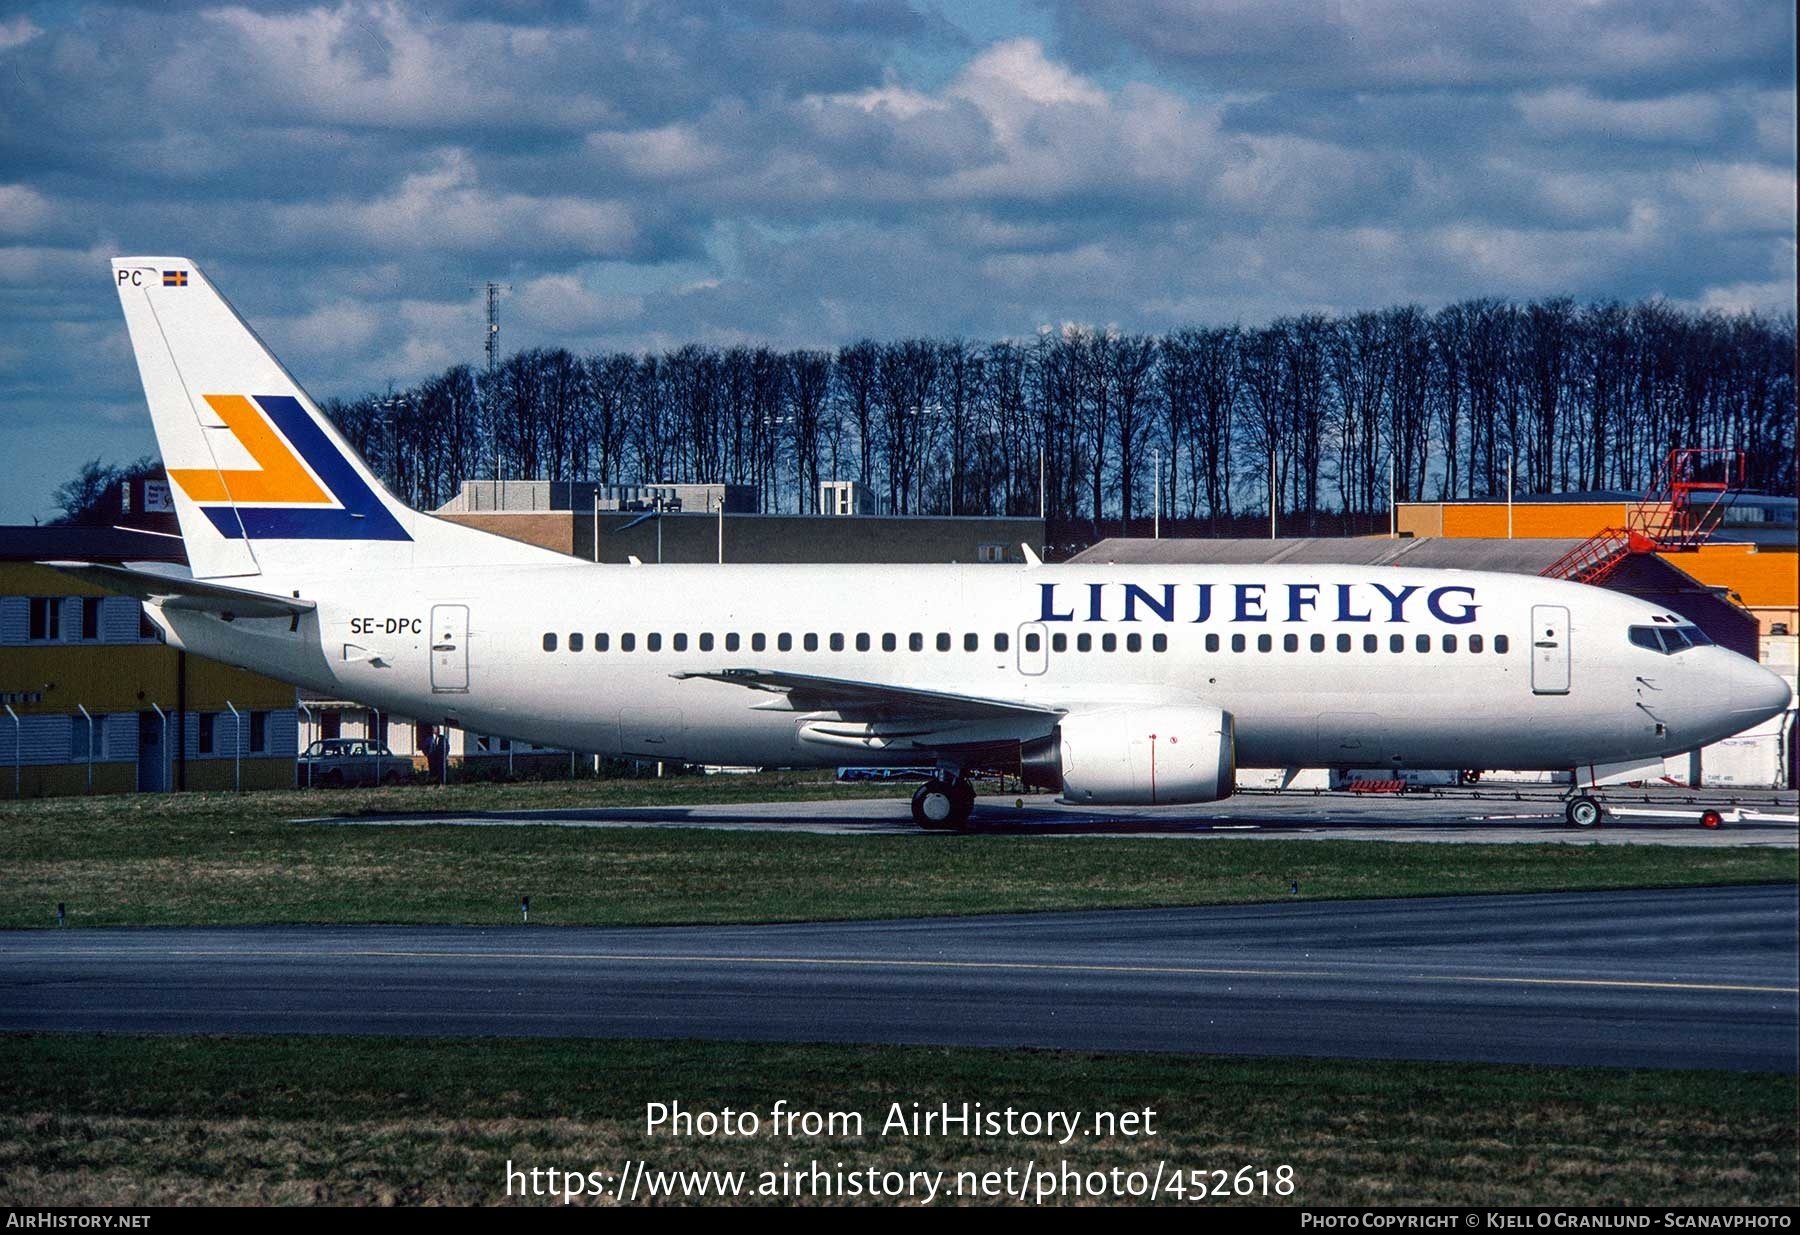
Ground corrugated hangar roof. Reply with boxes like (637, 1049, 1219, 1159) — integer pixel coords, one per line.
(1067, 536, 1588, 573)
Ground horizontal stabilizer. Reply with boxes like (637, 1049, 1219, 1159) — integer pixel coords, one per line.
(41, 561, 315, 620)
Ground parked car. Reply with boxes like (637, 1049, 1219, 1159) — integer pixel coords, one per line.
(299, 738, 411, 787)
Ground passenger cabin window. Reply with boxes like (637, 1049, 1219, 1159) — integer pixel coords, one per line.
(647, 633, 662, 652)
(1311, 634, 1325, 653)
(1337, 634, 1352, 653)
(909, 633, 924, 652)
(1127, 633, 1143, 653)
(596, 633, 609, 652)
(1416, 634, 1430, 653)
(937, 633, 951, 652)
(621, 633, 636, 652)
(1256, 634, 1271, 653)
(1025, 632, 1041, 652)
(1229, 634, 1245, 653)
(1152, 634, 1168, 653)
(1104, 633, 1119, 653)
(1205, 634, 1220, 653)
(1442, 634, 1457, 653)
(1284, 634, 1299, 652)
(963, 633, 978, 652)
(1495, 635, 1510, 653)
(831, 634, 845, 652)
(856, 633, 871, 652)
(699, 633, 713, 651)
(569, 632, 583, 652)
(994, 633, 1009, 652)
(803, 633, 817, 652)
(752, 634, 766, 652)
(1390, 634, 1404, 653)
(883, 633, 897, 652)
(1051, 633, 1068, 653)
(726, 633, 740, 652)
(776, 633, 791, 651)
(542, 632, 557, 652)
(674, 633, 688, 651)
(1469, 634, 1484, 653)
(1363, 634, 1378, 653)
(1078, 633, 1093, 652)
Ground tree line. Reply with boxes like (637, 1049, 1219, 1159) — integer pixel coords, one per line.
(62, 297, 1795, 530)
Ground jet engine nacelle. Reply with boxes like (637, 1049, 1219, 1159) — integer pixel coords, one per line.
(1021, 706, 1236, 805)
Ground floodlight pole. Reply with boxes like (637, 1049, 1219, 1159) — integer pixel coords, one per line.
(296, 700, 313, 787)
(77, 704, 94, 793)
(225, 701, 242, 792)
(1269, 445, 1277, 540)
(151, 703, 170, 792)
(4, 704, 18, 799)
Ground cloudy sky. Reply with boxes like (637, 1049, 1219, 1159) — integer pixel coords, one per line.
(1, 0, 1793, 524)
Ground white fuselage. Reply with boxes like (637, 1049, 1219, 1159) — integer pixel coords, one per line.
(149, 561, 1784, 775)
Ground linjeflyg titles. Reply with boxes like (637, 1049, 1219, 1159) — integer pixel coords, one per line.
(1035, 581, 1480, 626)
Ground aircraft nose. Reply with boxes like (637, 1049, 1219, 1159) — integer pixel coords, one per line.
(1727, 657, 1793, 727)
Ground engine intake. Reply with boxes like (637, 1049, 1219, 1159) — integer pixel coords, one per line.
(1021, 706, 1236, 805)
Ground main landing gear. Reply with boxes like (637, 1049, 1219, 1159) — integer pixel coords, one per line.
(911, 775, 976, 830)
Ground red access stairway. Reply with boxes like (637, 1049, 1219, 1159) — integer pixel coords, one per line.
(1539, 449, 1744, 584)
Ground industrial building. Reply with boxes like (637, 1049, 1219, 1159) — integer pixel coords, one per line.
(0, 527, 298, 797)
(432, 479, 1044, 565)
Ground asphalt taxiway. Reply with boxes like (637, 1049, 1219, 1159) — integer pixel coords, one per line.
(297, 786, 1800, 846)
(5, 885, 1794, 1071)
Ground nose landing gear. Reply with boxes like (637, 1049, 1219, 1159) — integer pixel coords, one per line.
(1565, 795, 1602, 827)
(911, 775, 976, 829)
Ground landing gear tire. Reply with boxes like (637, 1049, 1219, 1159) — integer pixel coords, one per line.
(912, 778, 974, 830)
(1566, 795, 1602, 828)
(1700, 809, 1724, 830)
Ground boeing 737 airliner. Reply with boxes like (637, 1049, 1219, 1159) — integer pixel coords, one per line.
(57, 258, 1792, 828)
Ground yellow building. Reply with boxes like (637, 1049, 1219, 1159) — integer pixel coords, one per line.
(1, 529, 298, 797)
(1396, 496, 1797, 639)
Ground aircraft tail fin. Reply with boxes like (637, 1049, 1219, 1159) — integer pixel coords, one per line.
(110, 257, 564, 580)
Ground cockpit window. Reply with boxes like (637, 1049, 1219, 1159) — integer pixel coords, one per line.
(1629, 624, 1710, 654)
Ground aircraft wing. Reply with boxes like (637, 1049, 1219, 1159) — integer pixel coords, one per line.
(671, 668, 1061, 724)
(40, 561, 315, 620)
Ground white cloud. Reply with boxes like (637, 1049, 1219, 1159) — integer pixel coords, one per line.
(1671, 162, 1798, 234)
(0, 185, 55, 236)
(587, 123, 725, 180)
(272, 149, 638, 257)
(0, 15, 41, 51)
(1515, 87, 1726, 143)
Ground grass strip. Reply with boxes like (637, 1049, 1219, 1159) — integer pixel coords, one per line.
(1, 1033, 1791, 1206)
(1, 778, 1791, 928)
